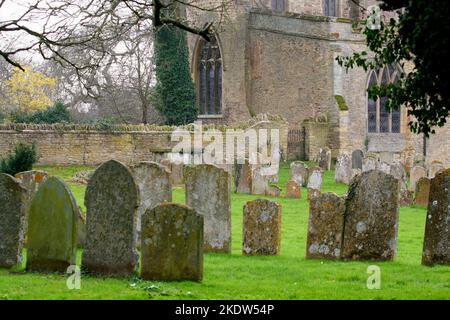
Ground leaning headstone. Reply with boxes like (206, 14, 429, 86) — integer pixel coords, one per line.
(15, 170, 49, 215)
(422, 169, 450, 266)
(185, 164, 231, 253)
(342, 170, 400, 261)
(428, 161, 444, 179)
(307, 167, 323, 190)
(131, 161, 172, 246)
(141, 203, 203, 281)
(415, 177, 430, 207)
(351, 149, 364, 170)
(82, 160, 139, 276)
(290, 161, 308, 187)
(234, 159, 252, 194)
(362, 153, 378, 172)
(306, 193, 345, 259)
(77, 207, 86, 248)
(243, 199, 281, 255)
(251, 166, 271, 195)
(285, 180, 301, 199)
(0, 174, 27, 268)
(335, 153, 352, 185)
(26, 177, 78, 272)
(410, 165, 427, 191)
(317, 147, 331, 171)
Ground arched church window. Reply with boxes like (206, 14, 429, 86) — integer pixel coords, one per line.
(271, 0, 286, 12)
(196, 35, 222, 115)
(367, 65, 402, 133)
(324, 0, 338, 17)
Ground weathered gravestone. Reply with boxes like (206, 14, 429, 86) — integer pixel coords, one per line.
(285, 179, 301, 198)
(307, 167, 323, 190)
(422, 169, 450, 266)
(243, 199, 281, 255)
(185, 164, 231, 253)
(266, 185, 282, 197)
(160, 158, 184, 185)
(234, 159, 252, 194)
(131, 162, 172, 246)
(26, 177, 78, 272)
(351, 149, 364, 170)
(77, 207, 86, 248)
(410, 165, 427, 191)
(335, 153, 352, 185)
(82, 160, 139, 276)
(251, 166, 271, 195)
(0, 174, 27, 268)
(415, 177, 431, 207)
(342, 170, 400, 261)
(290, 161, 308, 187)
(15, 170, 49, 222)
(362, 153, 379, 172)
(141, 203, 203, 281)
(306, 193, 345, 259)
(428, 161, 444, 179)
(317, 147, 331, 171)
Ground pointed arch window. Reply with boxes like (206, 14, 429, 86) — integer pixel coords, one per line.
(324, 0, 338, 17)
(272, 0, 286, 12)
(196, 36, 222, 115)
(367, 65, 402, 133)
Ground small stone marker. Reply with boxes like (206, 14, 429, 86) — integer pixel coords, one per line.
(285, 179, 301, 198)
(234, 159, 252, 194)
(290, 161, 308, 187)
(413, 154, 426, 167)
(77, 207, 86, 248)
(266, 185, 282, 197)
(160, 158, 184, 185)
(410, 165, 427, 191)
(428, 161, 444, 179)
(141, 203, 203, 281)
(335, 153, 352, 185)
(82, 160, 139, 276)
(415, 177, 430, 207)
(243, 199, 281, 255)
(422, 169, 450, 266)
(0, 174, 27, 268)
(352, 150, 364, 170)
(317, 147, 331, 171)
(26, 177, 78, 272)
(306, 193, 345, 259)
(307, 167, 323, 190)
(15, 170, 49, 222)
(342, 170, 400, 261)
(131, 161, 172, 245)
(185, 164, 231, 253)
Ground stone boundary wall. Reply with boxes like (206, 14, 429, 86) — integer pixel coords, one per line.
(0, 116, 289, 166)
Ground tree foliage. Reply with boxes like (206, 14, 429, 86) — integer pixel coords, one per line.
(338, 0, 450, 136)
(4, 66, 57, 113)
(11, 101, 72, 124)
(153, 25, 197, 125)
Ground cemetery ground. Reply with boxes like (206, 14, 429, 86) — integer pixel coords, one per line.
(0, 164, 449, 300)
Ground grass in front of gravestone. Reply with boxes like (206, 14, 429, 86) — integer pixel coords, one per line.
(0, 165, 449, 300)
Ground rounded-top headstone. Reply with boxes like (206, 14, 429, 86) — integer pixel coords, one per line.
(0, 174, 27, 268)
(26, 177, 78, 272)
(82, 159, 139, 276)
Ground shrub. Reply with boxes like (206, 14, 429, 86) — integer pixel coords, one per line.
(0, 142, 38, 176)
(11, 101, 72, 124)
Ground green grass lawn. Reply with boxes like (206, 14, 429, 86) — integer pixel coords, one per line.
(0, 164, 449, 300)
